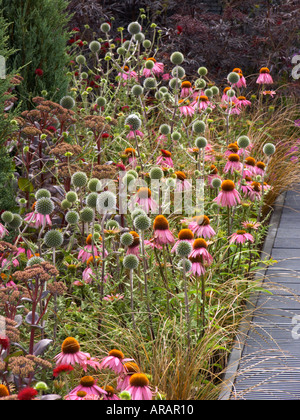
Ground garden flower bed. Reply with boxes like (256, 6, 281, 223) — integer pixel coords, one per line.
(0, 12, 299, 401)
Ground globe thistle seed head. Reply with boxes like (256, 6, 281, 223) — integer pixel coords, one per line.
(81, 72, 88, 80)
(35, 189, 51, 200)
(27, 256, 45, 267)
(120, 232, 134, 247)
(193, 120, 206, 134)
(89, 41, 101, 53)
(227, 88, 236, 98)
(65, 210, 79, 225)
(166, 178, 176, 188)
(35, 197, 54, 216)
(9, 214, 22, 229)
(237, 135, 250, 149)
(75, 55, 86, 65)
(101, 22, 111, 33)
(227, 71, 240, 84)
(86, 192, 98, 209)
(61, 199, 72, 210)
(171, 66, 185, 78)
(171, 131, 181, 141)
(159, 124, 171, 135)
(131, 208, 146, 220)
(66, 191, 78, 203)
(1, 211, 13, 224)
(131, 85, 144, 96)
(145, 60, 154, 70)
(80, 207, 94, 223)
(170, 51, 184, 65)
(128, 21, 142, 35)
(60, 96, 75, 110)
(97, 191, 117, 213)
(122, 174, 136, 190)
(106, 219, 119, 230)
(134, 32, 145, 43)
(134, 214, 151, 231)
(195, 78, 206, 89)
(263, 143, 276, 156)
(96, 97, 106, 107)
(143, 39, 151, 49)
(195, 136, 207, 149)
(44, 230, 64, 248)
(123, 254, 139, 270)
(198, 67, 208, 77)
(143, 77, 157, 90)
(211, 178, 222, 189)
(117, 46, 126, 55)
(150, 167, 164, 180)
(127, 169, 138, 179)
(179, 258, 192, 272)
(176, 240, 192, 257)
(88, 178, 101, 192)
(159, 86, 168, 94)
(204, 88, 213, 98)
(211, 86, 219, 95)
(125, 114, 142, 131)
(169, 77, 179, 90)
(72, 172, 88, 188)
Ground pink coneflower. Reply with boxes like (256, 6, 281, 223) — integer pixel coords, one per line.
(132, 188, 158, 213)
(143, 57, 164, 77)
(244, 156, 257, 176)
(214, 180, 241, 207)
(99, 349, 132, 375)
(126, 130, 144, 139)
(221, 87, 238, 104)
(103, 293, 124, 302)
(175, 171, 192, 192)
(156, 150, 173, 167)
(190, 238, 213, 265)
(255, 161, 266, 176)
(126, 231, 140, 256)
(237, 96, 251, 107)
(124, 147, 137, 168)
(229, 230, 254, 244)
(224, 154, 243, 174)
(192, 95, 213, 112)
(82, 256, 101, 283)
(178, 99, 195, 117)
(162, 73, 171, 81)
(232, 69, 247, 88)
(263, 90, 276, 98)
(118, 65, 138, 82)
(24, 208, 52, 229)
(153, 215, 175, 246)
(126, 373, 153, 400)
(117, 362, 140, 391)
(54, 337, 90, 368)
(171, 229, 194, 253)
(224, 143, 239, 157)
(0, 223, 8, 239)
(180, 81, 193, 98)
(78, 234, 102, 263)
(188, 215, 216, 239)
(103, 386, 121, 401)
(68, 376, 107, 399)
(189, 255, 206, 276)
(242, 221, 261, 230)
(248, 181, 262, 202)
(256, 67, 273, 84)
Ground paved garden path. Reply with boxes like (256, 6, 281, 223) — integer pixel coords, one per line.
(221, 185, 300, 400)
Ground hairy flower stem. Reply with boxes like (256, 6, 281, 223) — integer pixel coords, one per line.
(182, 257, 191, 352)
(129, 269, 136, 330)
(141, 231, 155, 340)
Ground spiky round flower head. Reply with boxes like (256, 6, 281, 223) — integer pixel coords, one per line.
(159, 87, 168, 95)
(227, 71, 240, 84)
(86, 192, 98, 209)
(198, 66, 208, 76)
(172, 66, 185, 78)
(195, 78, 206, 90)
(60, 96, 75, 110)
(128, 21, 142, 35)
(211, 86, 219, 95)
(65, 210, 79, 225)
(81, 72, 88, 80)
(96, 96, 106, 107)
(125, 114, 142, 131)
(131, 85, 144, 96)
(204, 88, 213, 98)
(179, 258, 192, 273)
(61, 199, 71, 210)
(117, 46, 126, 55)
(150, 167, 164, 180)
(145, 59, 155, 70)
(171, 131, 181, 141)
(35, 188, 51, 200)
(44, 230, 64, 248)
(263, 143, 276, 156)
(176, 240, 193, 258)
(97, 191, 117, 213)
(35, 197, 54, 216)
(66, 191, 78, 203)
(89, 41, 101, 53)
(159, 124, 171, 135)
(143, 77, 157, 90)
(212, 177, 222, 189)
(123, 174, 136, 189)
(76, 54, 86, 65)
(170, 51, 184, 65)
(27, 256, 45, 267)
(127, 169, 138, 179)
(121, 232, 134, 247)
(227, 88, 236, 98)
(143, 39, 151, 49)
(134, 214, 151, 231)
(1, 211, 13, 224)
(237, 135, 250, 149)
(123, 254, 139, 270)
(195, 136, 207, 149)
(87, 178, 101, 193)
(131, 208, 146, 220)
(193, 120, 206, 134)
(169, 77, 179, 89)
(101, 22, 111, 33)
(9, 214, 22, 229)
(80, 207, 94, 223)
(134, 32, 145, 43)
(72, 172, 88, 188)
(166, 178, 176, 188)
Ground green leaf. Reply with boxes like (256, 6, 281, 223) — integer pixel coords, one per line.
(18, 177, 34, 193)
